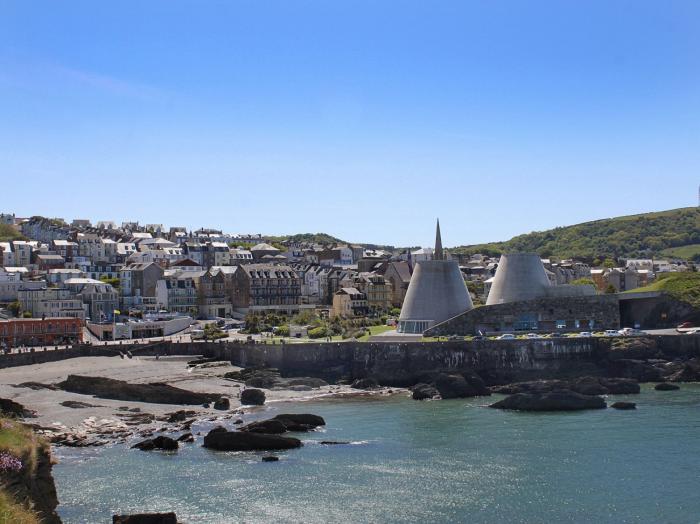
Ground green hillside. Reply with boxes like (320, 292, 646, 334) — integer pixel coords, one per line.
(625, 272, 700, 309)
(272, 233, 346, 244)
(453, 207, 700, 261)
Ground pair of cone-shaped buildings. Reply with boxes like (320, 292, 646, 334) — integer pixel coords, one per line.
(397, 221, 557, 334)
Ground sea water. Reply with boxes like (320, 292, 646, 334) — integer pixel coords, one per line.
(53, 385, 700, 523)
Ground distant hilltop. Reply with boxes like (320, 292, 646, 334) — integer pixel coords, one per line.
(452, 207, 700, 262)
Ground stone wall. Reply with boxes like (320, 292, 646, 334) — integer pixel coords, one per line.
(2, 335, 700, 386)
(425, 295, 621, 336)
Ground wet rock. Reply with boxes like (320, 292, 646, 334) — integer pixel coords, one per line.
(213, 397, 230, 410)
(240, 419, 288, 434)
(112, 512, 178, 524)
(434, 373, 489, 399)
(132, 435, 178, 451)
(233, 419, 244, 425)
(286, 385, 313, 392)
(351, 378, 379, 390)
(262, 455, 279, 462)
(491, 377, 640, 396)
(319, 441, 349, 445)
(411, 383, 439, 400)
(655, 383, 680, 391)
(490, 390, 607, 411)
(202, 428, 302, 451)
(163, 410, 198, 423)
(273, 414, 325, 428)
(177, 433, 195, 443)
(240, 389, 266, 406)
(58, 375, 221, 405)
(611, 402, 636, 410)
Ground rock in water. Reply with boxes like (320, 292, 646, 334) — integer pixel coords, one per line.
(240, 389, 266, 405)
(411, 383, 439, 400)
(177, 433, 195, 443)
(202, 428, 302, 451)
(240, 419, 288, 434)
(213, 397, 230, 410)
(132, 436, 179, 451)
(273, 414, 325, 427)
(490, 389, 607, 411)
(262, 455, 279, 462)
(112, 512, 178, 524)
(611, 402, 637, 410)
(434, 373, 489, 399)
(655, 383, 680, 391)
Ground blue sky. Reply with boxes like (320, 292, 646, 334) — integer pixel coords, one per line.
(1, 1, 699, 247)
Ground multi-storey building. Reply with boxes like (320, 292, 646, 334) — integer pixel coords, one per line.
(0, 317, 83, 350)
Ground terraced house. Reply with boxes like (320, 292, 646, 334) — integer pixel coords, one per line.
(232, 263, 305, 315)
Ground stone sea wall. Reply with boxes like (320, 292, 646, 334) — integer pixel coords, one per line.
(2, 336, 700, 385)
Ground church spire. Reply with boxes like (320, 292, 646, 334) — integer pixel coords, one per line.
(434, 218, 443, 260)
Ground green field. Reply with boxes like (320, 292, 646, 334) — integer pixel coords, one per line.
(661, 244, 700, 260)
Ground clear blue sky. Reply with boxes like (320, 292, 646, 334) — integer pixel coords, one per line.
(1, 1, 699, 247)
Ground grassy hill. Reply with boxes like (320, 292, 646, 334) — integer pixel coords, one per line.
(452, 207, 700, 261)
(624, 272, 700, 309)
(271, 233, 346, 244)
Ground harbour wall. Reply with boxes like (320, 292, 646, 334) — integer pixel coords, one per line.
(2, 335, 700, 385)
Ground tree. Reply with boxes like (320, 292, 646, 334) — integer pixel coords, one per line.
(605, 284, 617, 294)
(571, 278, 596, 287)
(7, 301, 21, 316)
(21, 311, 32, 318)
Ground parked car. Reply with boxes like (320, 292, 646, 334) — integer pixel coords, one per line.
(525, 333, 540, 339)
(618, 327, 645, 336)
(603, 330, 620, 337)
(677, 321, 695, 329)
(497, 334, 516, 340)
(578, 331, 593, 338)
(190, 329, 205, 340)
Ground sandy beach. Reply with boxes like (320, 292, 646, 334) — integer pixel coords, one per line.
(0, 355, 378, 445)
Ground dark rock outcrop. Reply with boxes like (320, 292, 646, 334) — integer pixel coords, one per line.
(667, 363, 700, 382)
(60, 400, 102, 409)
(607, 359, 664, 382)
(240, 388, 266, 406)
(611, 402, 636, 410)
(411, 383, 439, 400)
(655, 382, 680, 391)
(491, 377, 640, 396)
(113, 513, 178, 524)
(132, 436, 178, 451)
(241, 414, 325, 434)
(202, 428, 302, 451)
(490, 389, 607, 411)
(434, 373, 489, 399)
(177, 433, 194, 443)
(273, 414, 325, 427)
(213, 397, 230, 410)
(165, 410, 197, 423)
(319, 441, 350, 445)
(0, 398, 37, 418)
(262, 455, 279, 462)
(58, 375, 221, 405)
(351, 378, 379, 390)
(240, 419, 288, 434)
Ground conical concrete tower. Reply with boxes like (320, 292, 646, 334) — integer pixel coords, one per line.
(486, 253, 551, 305)
(397, 220, 473, 334)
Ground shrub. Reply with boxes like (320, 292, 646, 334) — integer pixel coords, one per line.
(276, 325, 290, 337)
(308, 326, 328, 339)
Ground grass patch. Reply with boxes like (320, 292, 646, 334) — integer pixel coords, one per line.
(624, 272, 700, 308)
(356, 325, 394, 342)
(661, 243, 700, 260)
(0, 490, 39, 524)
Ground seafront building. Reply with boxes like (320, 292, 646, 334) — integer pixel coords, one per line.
(397, 220, 473, 334)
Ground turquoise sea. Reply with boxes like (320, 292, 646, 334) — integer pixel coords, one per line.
(53, 385, 700, 523)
